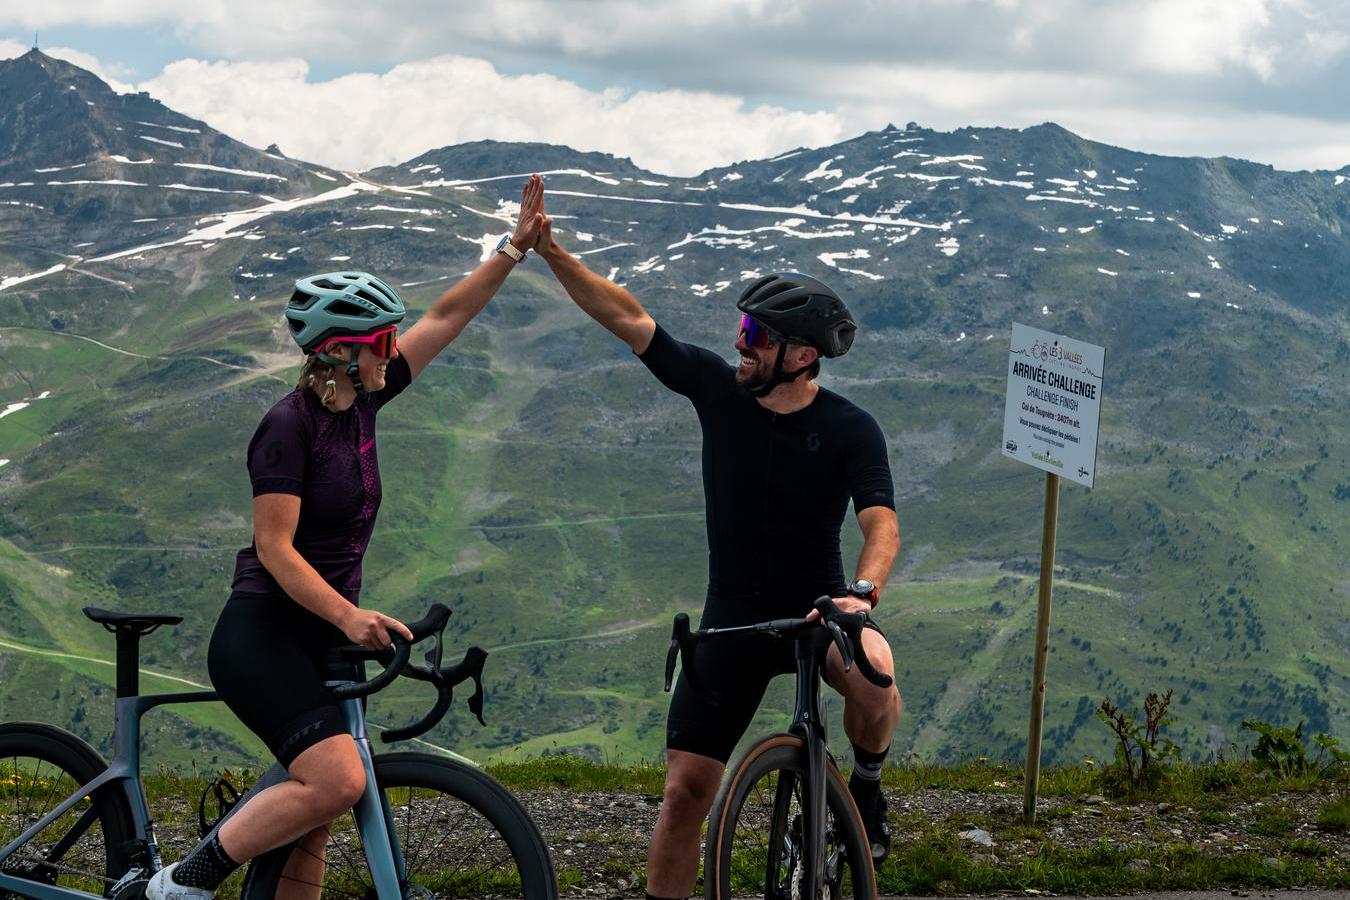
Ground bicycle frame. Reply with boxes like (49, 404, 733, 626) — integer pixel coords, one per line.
(786, 626, 835, 899)
(339, 688, 407, 900)
(0, 689, 217, 900)
(0, 687, 408, 900)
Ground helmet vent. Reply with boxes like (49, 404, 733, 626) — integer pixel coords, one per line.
(352, 288, 388, 308)
(329, 299, 376, 318)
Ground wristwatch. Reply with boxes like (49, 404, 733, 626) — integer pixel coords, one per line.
(847, 579, 879, 608)
(495, 234, 525, 262)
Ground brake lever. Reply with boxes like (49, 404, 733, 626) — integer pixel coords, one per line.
(664, 614, 689, 692)
(825, 618, 855, 673)
(379, 646, 489, 743)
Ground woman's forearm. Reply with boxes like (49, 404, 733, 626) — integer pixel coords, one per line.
(257, 543, 356, 630)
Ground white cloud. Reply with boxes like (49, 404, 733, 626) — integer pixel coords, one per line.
(3, 2, 1350, 173)
(137, 55, 844, 176)
(1124, 0, 1274, 77)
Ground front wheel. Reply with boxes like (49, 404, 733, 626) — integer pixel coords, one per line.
(704, 734, 875, 900)
(241, 752, 556, 899)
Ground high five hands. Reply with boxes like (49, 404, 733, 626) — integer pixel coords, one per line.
(511, 174, 546, 254)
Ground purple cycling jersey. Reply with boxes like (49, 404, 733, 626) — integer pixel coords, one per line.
(231, 354, 413, 602)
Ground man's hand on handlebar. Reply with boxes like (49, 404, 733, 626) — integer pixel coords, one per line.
(805, 596, 872, 622)
(341, 607, 415, 650)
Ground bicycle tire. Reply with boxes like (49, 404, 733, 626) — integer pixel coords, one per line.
(241, 752, 556, 900)
(704, 733, 875, 900)
(0, 722, 137, 897)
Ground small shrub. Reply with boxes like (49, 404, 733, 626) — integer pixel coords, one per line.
(1242, 720, 1349, 779)
(1097, 690, 1179, 792)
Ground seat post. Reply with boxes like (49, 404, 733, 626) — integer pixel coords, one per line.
(115, 628, 145, 698)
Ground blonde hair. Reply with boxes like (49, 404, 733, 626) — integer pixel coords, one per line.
(298, 354, 340, 409)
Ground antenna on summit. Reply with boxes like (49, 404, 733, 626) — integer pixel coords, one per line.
(32, 32, 38, 51)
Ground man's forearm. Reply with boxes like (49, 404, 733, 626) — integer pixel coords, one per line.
(540, 241, 654, 352)
(855, 507, 901, 594)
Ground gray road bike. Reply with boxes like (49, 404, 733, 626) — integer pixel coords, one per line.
(0, 604, 557, 900)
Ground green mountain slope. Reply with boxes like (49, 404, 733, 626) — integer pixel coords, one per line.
(0, 54, 1346, 770)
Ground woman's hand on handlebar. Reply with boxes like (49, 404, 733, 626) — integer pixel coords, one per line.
(805, 596, 872, 622)
(341, 607, 414, 650)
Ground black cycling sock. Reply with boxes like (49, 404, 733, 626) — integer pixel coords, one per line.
(173, 832, 240, 891)
(849, 743, 890, 792)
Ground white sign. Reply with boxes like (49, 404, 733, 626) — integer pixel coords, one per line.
(1001, 323, 1105, 488)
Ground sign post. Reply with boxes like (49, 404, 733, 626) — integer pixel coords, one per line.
(1000, 323, 1105, 824)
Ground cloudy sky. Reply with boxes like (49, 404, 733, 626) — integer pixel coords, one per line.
(1, 0, 1348, 176)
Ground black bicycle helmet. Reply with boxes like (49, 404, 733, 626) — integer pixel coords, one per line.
(736, 272, 856, 358)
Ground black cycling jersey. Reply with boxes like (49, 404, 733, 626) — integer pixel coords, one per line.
(637, 322, 894, 622)
(638, 322, 896, 762)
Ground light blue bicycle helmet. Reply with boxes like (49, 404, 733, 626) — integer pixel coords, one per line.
(286, 271, 406, 354)
(287, 272, 406, 394)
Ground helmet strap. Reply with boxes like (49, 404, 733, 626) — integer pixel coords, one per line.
(315, 349, 367, 395)
(749, 342, 812, 398)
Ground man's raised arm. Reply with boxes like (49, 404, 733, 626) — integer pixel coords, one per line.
(535, 201, 656, 354)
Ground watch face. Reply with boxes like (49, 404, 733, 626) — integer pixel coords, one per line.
(494, 234, 509, 252)
(852, 580, 875, 594)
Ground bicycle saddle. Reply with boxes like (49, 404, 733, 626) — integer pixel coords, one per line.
(83, 606, 183, 631)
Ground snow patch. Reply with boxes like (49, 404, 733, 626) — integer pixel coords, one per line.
(968, 177, 1034, 189)
(922, 154, 983, 166)
(1187, 291, 1202, 298)
(88, 180, 381, 263)
(161, 183, 253, 194)
(139, 135, 185, 149)
(935, 237, 960, 257)
(1026, 194, 1097, 207)
(1097, 267, 1117, 277)
(818, 249, 871, 268)
(175, 162, 287, 181)
(137, 120, 200, 134)
(1220, 224, 1239, 234)
(0, 264, 67, 293)
(800, 156, 844, 182)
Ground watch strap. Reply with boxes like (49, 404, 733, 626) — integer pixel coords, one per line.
(498, 238, 525, 262)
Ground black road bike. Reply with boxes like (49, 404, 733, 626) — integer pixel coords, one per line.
(664, 596, 893, 900)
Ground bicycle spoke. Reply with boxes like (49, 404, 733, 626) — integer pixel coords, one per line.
(327, 813, 371, 893)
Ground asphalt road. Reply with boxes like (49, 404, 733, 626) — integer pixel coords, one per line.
(882, 893, 1346, 900)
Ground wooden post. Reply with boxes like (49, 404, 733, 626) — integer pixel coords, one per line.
(1023, 471, 1060, 824)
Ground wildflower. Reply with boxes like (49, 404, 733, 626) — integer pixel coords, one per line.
(1084, 757, 1096, 768)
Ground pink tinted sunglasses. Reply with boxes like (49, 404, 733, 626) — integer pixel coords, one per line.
(318, 326, 398, 359)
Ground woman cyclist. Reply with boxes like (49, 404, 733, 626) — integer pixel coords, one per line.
(148, 176, 545, 900)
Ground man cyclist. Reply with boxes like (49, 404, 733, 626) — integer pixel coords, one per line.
(531, 191, 902, 897)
